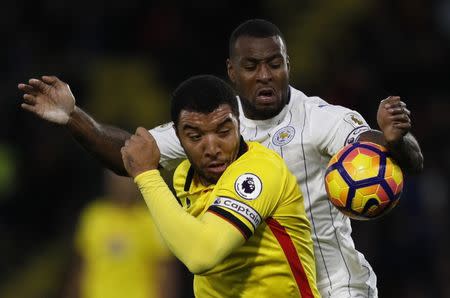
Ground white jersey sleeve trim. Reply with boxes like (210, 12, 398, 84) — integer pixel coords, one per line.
(149, 122, 186, 170)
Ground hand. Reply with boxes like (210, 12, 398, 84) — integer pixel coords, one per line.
(121, 127, 160, 178)
(377, 96, 411, 144)
(18, 76, 75, 125)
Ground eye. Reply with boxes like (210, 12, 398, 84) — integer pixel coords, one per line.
(269, 58, 283, 69)
(242, 63, 256, 71)
(269, 62, 282, 69)
(188, 134, 201, 142)
(218, 128, 231, 135)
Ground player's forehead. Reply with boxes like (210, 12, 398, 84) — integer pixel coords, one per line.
(232, 35, 287, 60)
(178, 105, 237, 131)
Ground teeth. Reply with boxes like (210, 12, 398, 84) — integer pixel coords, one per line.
(258, 90, 273, 96)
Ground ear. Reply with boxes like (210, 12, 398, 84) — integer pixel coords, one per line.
(286, 55, 290, 72)
(226, 58, 236, 84)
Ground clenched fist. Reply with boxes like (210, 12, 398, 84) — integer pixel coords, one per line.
(121, 127, 160, 177)
(377, 96, 411, 144)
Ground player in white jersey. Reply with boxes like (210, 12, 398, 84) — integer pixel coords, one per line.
(18, 19, 423, 297)
(150, 86, 378, 297)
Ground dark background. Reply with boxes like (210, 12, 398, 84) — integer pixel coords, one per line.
(1, 0, 449, 297)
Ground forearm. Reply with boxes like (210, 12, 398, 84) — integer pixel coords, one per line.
(68, 106, 131, 175)
(384, 132, 423, 174)
(135, 170, 243, 274)
(358, 130, 424, 174)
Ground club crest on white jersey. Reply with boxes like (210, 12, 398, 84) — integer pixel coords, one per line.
(234, 173, 262, 200)
(272, 126, 295, 146)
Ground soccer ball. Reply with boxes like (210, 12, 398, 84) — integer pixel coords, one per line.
(324, 142, 403, 220)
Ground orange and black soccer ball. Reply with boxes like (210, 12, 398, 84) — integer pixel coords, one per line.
(325, 142, 403, 220)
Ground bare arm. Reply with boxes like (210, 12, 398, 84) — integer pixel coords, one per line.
(18, 76, 131, 175)
(67, 106, 131, 175)
(358, 96, 424, 174)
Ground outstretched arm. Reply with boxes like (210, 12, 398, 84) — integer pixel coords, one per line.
(18, 76, 131, 175)
(121, 128, 245, 274)
(358, 96, 424, 174)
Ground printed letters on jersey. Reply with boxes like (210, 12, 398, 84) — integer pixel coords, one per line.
(234, 173, 262, 200)
(212, 197, 262, 229)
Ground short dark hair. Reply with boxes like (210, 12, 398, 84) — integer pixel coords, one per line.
(171, 75, 239, 126)
(229, 19, 285, 57)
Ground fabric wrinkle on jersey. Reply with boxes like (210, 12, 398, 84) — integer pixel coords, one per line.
(150, 86, 378, 297)
(173, 141, 319, 298)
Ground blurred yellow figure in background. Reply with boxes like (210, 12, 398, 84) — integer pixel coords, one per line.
(65, 170, 179, 298)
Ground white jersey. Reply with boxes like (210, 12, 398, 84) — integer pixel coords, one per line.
(150, 86, 377, 297)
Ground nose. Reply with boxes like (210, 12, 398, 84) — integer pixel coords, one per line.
(256, 63, 272, 82)
(203, 134, 221, 158)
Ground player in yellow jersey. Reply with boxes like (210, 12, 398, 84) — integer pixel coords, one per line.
(120, 75, 320, 297)
(64, 170, 179, 298)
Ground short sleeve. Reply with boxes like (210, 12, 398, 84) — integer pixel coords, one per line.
(309, 102, 371, 157)
(206, 156, 287, 239)
(149, 122, 186, 170)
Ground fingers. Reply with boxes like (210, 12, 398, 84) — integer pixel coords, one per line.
(28, 78, 49, 92)
(18, 83, 37, 95)
(41, 75, 59, 85)
(393, 122, 411, 130)
(124, 132, 145, 147)
(18, 76, 60, 95)
(23, 93, 36, 105)
(387, 105, 410, 116)
(21, 103, 38, 113)
(388, 113, 411, 123)
(135, 126, 151, 137)
(381, 95, 412, 121)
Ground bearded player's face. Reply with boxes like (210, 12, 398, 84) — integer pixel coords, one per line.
(227, 35, 290, 120)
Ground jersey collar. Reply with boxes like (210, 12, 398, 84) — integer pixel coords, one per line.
(237, 86, 293, 128)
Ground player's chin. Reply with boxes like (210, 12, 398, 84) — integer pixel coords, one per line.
(199, 168, 222, 184)
(255, 104, 283, 118)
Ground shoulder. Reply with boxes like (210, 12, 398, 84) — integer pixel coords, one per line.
(301, 97, 367, 132)
(221, 142, 287, 185)
(290, 86, 354, 117)
(240, 142, 284, 169)
(173, 159, 191, 195)
(79, 199, 109, 218)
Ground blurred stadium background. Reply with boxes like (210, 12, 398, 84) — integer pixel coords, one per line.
(1, 0, 449, 297)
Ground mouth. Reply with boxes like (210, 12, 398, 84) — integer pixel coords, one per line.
(255, 88, 276, 104)
(206, 161, 228, 175)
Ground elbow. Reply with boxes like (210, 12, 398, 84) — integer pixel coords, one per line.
(400, 152, 424, 175)
(184, 255, 218, 275)
(410, 152, 424, 175)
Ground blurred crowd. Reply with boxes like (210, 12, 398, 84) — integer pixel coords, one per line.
(1, 0, 449, 297)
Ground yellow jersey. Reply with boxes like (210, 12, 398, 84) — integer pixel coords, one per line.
(75, 199, 170, 298)
(173, 141, 319, 297)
